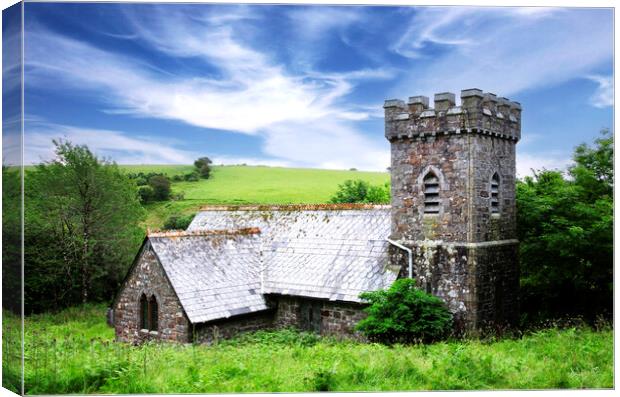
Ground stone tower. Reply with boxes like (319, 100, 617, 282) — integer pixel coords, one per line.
(384, 89, 520, 330)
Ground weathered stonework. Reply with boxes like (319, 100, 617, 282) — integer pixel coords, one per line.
(273, 295, 367, 338)
(385, 89, 520, 330)
(113, 241, 191, 344)
(193, 310, 275, 344)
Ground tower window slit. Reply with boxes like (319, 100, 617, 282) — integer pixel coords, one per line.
(423, 173, 440, 214)
(490, 173, 500, 213)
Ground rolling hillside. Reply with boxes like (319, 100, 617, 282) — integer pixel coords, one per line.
(118, 165, 390, 228)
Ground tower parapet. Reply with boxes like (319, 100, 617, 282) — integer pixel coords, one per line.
(384, 89, 521, 142)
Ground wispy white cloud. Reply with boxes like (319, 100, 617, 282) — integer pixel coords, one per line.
(586, 75, 613, 108)
(25, 6, 391, 170)
(287, 6, 364, 42)
(264, 120, 390, 171)
(392, 7, 613, 101)
(26, 30, 326, 134)
(392, 7, 474, 59)
(24, 6, 611, 172)
(24, 122, 198, 165)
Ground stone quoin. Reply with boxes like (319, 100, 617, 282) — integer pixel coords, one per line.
(111, 88, 520, 343)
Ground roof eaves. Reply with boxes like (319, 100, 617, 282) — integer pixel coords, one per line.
(147, 227, 261, 238)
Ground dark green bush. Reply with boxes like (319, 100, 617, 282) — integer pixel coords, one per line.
(162, 213, 195, 231)
(184, 172, 200, 182)
(148, 175, 171, 201)
(356, 278, 453, 344)
(137, 185, 154, 204)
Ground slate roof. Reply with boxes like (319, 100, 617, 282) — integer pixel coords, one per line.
(146, 205, 400, 325)
(191, 206, 398, 296)
(148, 230, 269, 324)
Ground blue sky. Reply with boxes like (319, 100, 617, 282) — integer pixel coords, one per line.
(17, 4, 614, 176)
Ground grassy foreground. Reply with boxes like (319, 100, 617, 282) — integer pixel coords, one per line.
(3, 305, 613, 394)
(117, 165, 389, 228)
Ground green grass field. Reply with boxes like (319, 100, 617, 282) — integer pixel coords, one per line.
(2, 305, 613, 394)
(117, 165, 389, 228)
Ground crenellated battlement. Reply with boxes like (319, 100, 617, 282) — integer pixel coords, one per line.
(384, 88, 521, 142)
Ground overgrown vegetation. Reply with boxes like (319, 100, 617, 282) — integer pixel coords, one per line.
(2, 305, 612, 394)
(517, 129, 613, 323)
(330, 179, 390, 204)
(357, 279, 453, 344)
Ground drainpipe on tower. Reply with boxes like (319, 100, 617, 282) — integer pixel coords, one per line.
(387, 238, 413, 279)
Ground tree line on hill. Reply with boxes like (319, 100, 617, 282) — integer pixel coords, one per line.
(2, 131, 613, 325)
(127, 156, 213, 204)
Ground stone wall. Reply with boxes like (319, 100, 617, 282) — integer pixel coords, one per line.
(193, 310, 275, 344)
(273, 295, 367, 338)
(113, 241, 191, 343)
(470, 242, 520, 327)
(469, 135, 517, 242)
(389, 134, 470, 241)
(388, 134, 516, 243)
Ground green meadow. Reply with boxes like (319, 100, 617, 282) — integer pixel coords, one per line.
(2, 305, 613, 394)
(117, 165, 389, 228)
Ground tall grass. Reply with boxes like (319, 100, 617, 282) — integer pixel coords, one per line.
(3, 304, 613, 394)
(2, 310, 22, 394)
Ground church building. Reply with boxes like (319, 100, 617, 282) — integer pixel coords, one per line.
(111, 89, 521, 343)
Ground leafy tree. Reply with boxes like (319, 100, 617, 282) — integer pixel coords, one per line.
(194, 156, 213, 179)
(517, 130, 613, 323)
(24, 140, 145, 312)
(330, 179, 390, 204)
(356, 278, 453, 344)
(365, 182, 391, 204)
(148, 175, 171, 201)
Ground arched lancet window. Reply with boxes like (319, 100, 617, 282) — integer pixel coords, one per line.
(140, 294, 148, 330)
(490, 173, 500, 214)
(149, 296, 158, 331)
(139, 293, 159, 331)
(423, 171, 441, 214)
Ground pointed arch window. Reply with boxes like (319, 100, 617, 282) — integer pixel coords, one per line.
(139, 294, 159, 332)
(140, 294, 148, 330)
(490, 173, 500, 214)
(149, 296, 158, 331)
(423, 172, 441, 214)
